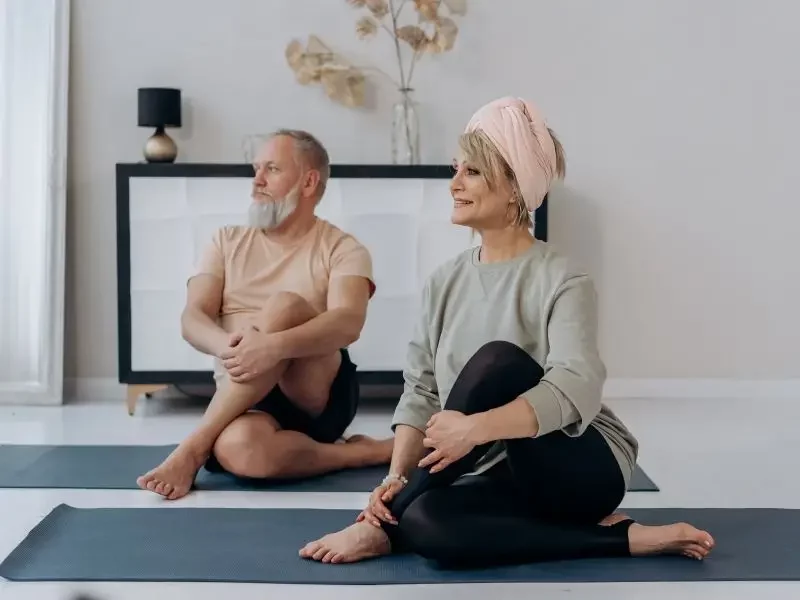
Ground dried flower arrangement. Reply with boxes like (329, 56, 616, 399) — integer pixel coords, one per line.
(285, 0, 467, 162)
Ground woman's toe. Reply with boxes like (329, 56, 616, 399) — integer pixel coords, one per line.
(300, 541, 319, 558)
(312, 546, 328, 561)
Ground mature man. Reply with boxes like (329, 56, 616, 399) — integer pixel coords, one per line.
(138, 129, 392, 500)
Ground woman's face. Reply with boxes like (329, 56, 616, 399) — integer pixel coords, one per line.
(449, 157, 515, 229)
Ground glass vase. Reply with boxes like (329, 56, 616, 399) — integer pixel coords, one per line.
(391, 88, 420, 165)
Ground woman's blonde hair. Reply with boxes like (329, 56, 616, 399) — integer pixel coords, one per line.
(457, 128, 566, 229)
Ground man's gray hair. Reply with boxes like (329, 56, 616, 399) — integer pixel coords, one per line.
(269, 128, 331, 199)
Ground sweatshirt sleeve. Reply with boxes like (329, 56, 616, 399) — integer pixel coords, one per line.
(520, 274, 607, 438)
(391, 279, 441, 433)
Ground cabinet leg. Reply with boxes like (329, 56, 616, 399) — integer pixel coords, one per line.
(126, 384, 169, 416)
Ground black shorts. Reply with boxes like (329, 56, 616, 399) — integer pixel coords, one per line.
(252, 348, 360, 443)
(205, 349, 360, 474)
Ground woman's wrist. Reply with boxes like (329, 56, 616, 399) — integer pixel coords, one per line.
(468, 399, 540, 444)
(381, 472, 408, 486)
(467, 412, 492, 445)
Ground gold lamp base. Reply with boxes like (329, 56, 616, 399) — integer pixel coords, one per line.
(143, 126, 177, 163)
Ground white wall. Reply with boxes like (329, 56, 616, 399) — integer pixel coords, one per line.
(66, 0, 800, 386)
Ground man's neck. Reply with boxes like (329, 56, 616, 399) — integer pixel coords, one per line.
(264, 210, 318, 243)
(477, 228, 535, 263)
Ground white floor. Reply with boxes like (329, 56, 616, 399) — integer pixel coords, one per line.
(1, 394, 798, 600)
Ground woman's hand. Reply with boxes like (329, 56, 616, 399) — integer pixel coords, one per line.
(356, 478, 406, 527)
(418, 410, 480, 473)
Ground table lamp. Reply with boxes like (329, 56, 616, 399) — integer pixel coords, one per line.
(138, 87, 182, 163)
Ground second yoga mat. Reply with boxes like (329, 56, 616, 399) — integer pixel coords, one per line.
(0, 444, 658, 492)
(1, 505, 796, 583)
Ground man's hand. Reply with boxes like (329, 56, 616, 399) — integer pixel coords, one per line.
(218, 325, 283, 383)
(418, 410, 479, 474)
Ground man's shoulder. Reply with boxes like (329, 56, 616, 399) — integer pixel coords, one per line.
(316, 218, 369, 254)
(216, 225, 255, 240)
(204, 225, 256, 247)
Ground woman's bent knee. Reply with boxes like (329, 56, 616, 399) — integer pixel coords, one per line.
(471, 340, 538, 370)
(469, 341, 543, 388)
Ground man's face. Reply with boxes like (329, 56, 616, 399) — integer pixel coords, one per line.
(251, 136, 301, 203)
(248, 136, 302, 229)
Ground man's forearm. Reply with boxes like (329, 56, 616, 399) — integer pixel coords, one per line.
(389, 425, 428, 477)
(181, 309, 229, 357)
(272, 309, 363, 359)
(470, 397, 540, 444)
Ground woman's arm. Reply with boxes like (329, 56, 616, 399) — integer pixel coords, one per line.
(389, 279, 441, 464)
(387, 425, 428, 477)
(469, 397, 540, 443)
(471, 274, 606, 443)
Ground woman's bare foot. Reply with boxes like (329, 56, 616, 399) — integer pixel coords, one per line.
(299, 521, 391, 564)
(628, 522, 715, 561)
(136, 442, 208, 500)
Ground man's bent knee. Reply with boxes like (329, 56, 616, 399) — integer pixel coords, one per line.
(253, 291, 318, 334)
(279, 350, 342, 411)
(212, 413, 287, 479)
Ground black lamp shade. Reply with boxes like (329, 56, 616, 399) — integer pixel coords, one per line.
(138, 87, 182, 128)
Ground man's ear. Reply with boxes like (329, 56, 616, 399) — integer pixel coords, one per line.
(302, 168, 320, 197)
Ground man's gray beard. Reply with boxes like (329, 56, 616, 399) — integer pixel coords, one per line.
(247, 189, 299, 230)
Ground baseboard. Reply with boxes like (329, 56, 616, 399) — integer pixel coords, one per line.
(0, 383, 63, 405)
(65, 378, 126, 403)
(62, 377, 800, 404)
(604, 378, 800, 399)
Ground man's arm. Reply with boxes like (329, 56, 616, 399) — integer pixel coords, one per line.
(181, 274, 229, 358)
(271, 274, 371, 359)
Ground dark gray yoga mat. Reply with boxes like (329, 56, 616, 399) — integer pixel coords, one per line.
(0, 444, 659, 492)
(1, 505, 796, 583)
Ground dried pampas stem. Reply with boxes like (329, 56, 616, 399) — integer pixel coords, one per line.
(287, 0, 467, 108)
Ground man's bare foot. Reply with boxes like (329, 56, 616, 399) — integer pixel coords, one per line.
(299, 521, 391, 564)
(136, 443, 208, 500)
(599, 512, 631, 526)
(628, 522, 715, 560)
(344, 434, 394, 467)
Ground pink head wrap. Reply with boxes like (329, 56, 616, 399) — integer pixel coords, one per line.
(464, 96, 558, 211)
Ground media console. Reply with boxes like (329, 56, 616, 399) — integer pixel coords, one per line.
(115, 163, 548, 414)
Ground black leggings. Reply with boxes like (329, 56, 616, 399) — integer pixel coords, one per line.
(382, 340, 633, 567)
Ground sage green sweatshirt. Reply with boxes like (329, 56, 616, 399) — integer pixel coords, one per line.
(391, 240, 639, 488)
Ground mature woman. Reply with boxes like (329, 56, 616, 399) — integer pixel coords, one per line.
(300, 97, 714, 567)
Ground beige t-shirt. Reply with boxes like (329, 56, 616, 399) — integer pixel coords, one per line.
(191, 218, 375, 383)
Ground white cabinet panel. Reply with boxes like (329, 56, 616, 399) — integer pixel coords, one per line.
(130, 219, 195, 291)
(350, 295, 419, 371)
(187, 177, 251, 217)
(130, 290, 212, 371)
(129, 178, 188, 222)
(343, 213, 419, 298)
(125, 173, 471, 375)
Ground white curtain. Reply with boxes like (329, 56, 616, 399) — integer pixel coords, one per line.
(0, 0, 69, 404)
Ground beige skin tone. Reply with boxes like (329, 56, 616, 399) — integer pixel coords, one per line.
(299, 156, 716, 564)
(136, 135, 393, 500)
